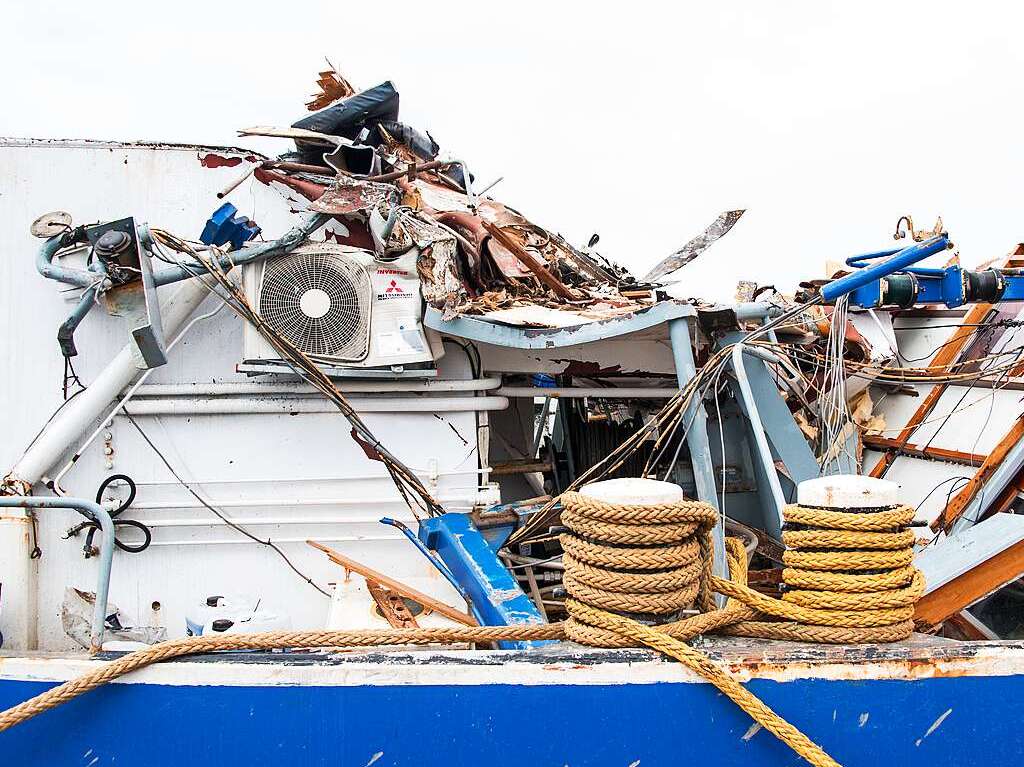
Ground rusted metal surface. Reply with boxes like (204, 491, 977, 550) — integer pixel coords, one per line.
(253, 167, 327, 202)
(308, 177, 398, 216)
(366, 581, 420, 628)
(643, 209, 745, 282)
(482, 221, 578, 300)
(200, 154, 247, 169)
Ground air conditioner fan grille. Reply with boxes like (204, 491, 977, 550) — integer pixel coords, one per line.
(258, 251, 371, 360)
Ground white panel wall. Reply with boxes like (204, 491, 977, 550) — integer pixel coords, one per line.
(0, 140, 488, 649)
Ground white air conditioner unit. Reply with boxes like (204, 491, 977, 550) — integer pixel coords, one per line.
(243, 244, 438, 370)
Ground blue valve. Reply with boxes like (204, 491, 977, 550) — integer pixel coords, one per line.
(200, 203, 261, 251)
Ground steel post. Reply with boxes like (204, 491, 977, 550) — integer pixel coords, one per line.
(668, 318, 728, 585)
(730, 343, 787, 533)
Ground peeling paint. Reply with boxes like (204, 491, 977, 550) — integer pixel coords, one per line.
(365, 751, 384, 766)
(199, 154, 242, 169)
(858, 712, 869, 727)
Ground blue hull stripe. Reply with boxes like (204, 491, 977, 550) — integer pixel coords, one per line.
(1, 674, 1019, 766)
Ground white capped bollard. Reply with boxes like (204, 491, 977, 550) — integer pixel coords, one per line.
(563, 477, 717, 636)
(579, 477, 685, 506)
(797, 475, 900, 510)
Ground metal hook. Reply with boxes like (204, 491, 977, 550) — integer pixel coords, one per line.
(893, 215, 914, 241)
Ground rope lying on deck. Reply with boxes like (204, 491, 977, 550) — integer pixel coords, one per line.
(0, 499, 922, 767)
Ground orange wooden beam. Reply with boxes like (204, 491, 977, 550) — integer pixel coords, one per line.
(861, 435, 986, 466)
(933, 416, 1024, 531)
(308, 540, 477, 626)
(915, 536, 1024, 629)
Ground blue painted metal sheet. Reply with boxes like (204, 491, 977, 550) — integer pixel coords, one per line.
(418, 513, 550, 649)
(0, 670, 1018, 765)
(423, 301, 696, 349)
(720, 333, 821, 538)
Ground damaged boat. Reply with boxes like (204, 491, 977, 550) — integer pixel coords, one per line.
(2, 69, 1024, 766)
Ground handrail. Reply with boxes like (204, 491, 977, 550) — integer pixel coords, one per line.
(0, 496, 114, 652)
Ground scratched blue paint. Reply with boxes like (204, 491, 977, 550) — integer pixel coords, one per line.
(0, 673, 1020, 765)
(419, 512, 548, 650)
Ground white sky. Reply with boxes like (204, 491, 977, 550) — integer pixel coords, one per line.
(4, 1, 1022, 300)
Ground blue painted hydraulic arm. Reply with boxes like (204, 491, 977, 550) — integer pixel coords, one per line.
(821, 233, 1024, 309)
(417, 512, 551, 650)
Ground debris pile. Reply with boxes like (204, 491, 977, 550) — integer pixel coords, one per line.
(238, 66, 747, 326)
(235, 68, 1024, 642)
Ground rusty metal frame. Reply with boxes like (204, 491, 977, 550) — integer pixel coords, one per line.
(861, 434, 986, 466)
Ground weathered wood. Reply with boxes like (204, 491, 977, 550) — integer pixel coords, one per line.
(943, 610, 998, 640)
(862, 434, 986, 466)
(489, 459, 553, 476)
(915, 536, 1024, 628)
(308, 540, 477, 626)
(934, 417, 1024, 530)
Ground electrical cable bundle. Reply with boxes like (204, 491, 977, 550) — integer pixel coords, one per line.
(149, 229, 443, 519)
(817, 296, 856, 473)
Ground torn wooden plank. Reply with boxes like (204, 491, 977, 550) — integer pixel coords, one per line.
(862, 434, 986, 466)
(308, 539, 477, 627)
(944, 610, 999, 641)
(915, 513, 1024, 629)
(869, 301, 994, 479)
(481, 221, 579, 301)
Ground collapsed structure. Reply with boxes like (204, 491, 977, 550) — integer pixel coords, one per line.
(2, 65, 1024, 764)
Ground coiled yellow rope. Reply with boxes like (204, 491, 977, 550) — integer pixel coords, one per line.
(557, 494, 923, 767)
(0, 497, 922, 767)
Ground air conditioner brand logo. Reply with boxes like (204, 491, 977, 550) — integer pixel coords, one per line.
(377, 279, 414, 300)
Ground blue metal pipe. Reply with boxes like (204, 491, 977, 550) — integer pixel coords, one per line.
(0, 496, 114, 652)
(36, 235, 96, 288)
(823, 236, 950, 302)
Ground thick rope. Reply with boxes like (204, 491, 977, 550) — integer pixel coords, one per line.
(555, 494, 923, 767)
(566, 598, 840, 767)
(0, 625, 564, 733)
(558, 490, 719, 644)
(0, 499, 922, 767)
